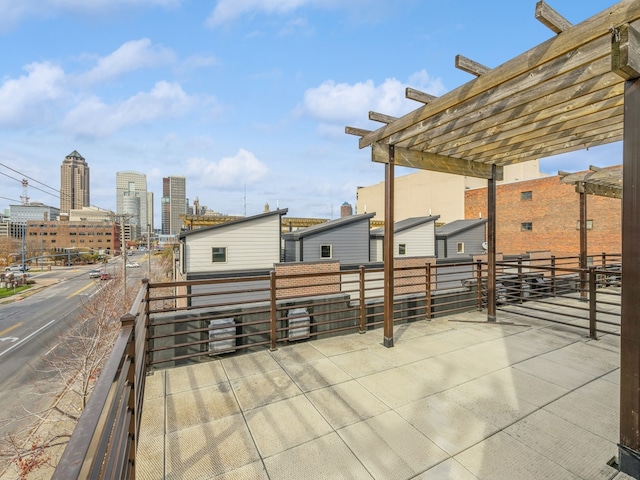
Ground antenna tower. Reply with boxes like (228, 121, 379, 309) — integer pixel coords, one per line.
(20, 179, 29, 205)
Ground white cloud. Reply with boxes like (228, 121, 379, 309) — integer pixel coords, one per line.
(185, 149, 268, 188)
(62, 81, 198, 137)
(296, 70, 446, 129)
(0, 62, 66, 127)
(80, 39, 176, 85)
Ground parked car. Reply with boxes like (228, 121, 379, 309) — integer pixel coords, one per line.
(5, 265, 30, 272)
(100, 272, 112, 280)
(89, 269, 102, 278)
(126, 262, 140, 268)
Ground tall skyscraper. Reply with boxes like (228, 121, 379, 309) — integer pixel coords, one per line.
(60, 150, 90, 214)
(161, 176, 186, 236)
(116, 171, 152, 239)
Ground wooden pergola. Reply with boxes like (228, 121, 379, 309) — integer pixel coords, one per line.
(346, 0, 640, 475)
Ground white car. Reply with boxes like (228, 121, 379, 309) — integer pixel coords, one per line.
(126, 262, 140, 268)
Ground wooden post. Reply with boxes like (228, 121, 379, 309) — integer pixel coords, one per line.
(619, 76, 640, 477)
(579, 186, 588, 299)
(425, 263, 432, 320)
(383, 145, 395, 347)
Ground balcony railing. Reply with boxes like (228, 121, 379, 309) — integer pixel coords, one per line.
(52, 254, 622, 478)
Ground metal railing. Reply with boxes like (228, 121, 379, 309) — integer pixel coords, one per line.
(496, 254, 621, 338)
(52, 281, 149, 480)
(53, 254, 622, 477)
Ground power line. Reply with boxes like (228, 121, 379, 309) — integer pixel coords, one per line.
(0, 163, 111, 212)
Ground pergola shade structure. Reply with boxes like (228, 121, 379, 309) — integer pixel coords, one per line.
(346, 0, 640, 475)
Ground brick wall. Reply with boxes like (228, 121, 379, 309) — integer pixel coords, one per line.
(274, 261, 341, 298)
(393, 256, 436, 295)
(465, 176, 621, 257)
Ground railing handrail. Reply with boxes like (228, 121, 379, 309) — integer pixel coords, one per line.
(51, 325, 134, 479)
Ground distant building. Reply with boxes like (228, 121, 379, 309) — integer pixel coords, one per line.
(60, 150, 90, 214)
(435, 218, 488, 259)
(464, 174, 621, 256)
(369, 215, 440, 261)
(283, 213, 375, 264)
(116, 171, 152, 241)
(178, 209, 288, 276)
(26, 220, 121, 256)
(162, 176, 186, 236)
(356, 161, 544, 224)
(340, 202, 353, 218)
(69, 206, 114, 222)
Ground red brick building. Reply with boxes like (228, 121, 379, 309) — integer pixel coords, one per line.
(26, 220, 122, 256)
(464, 175, 621, 257)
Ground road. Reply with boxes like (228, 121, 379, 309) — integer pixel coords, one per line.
(0, 253, 148, 441)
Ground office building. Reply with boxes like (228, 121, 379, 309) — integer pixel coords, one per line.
(60, 150, 90, 214)
(162, 176, 186, 236)
(116, 171, 152, 241)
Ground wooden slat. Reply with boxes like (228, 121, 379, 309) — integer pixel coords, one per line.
(345, 126, 372, 137)
(455, 55, 490, 76)
(578, 182, 622, 198)
(535, 1, 573, 34)
(371, 142, 504, 180)
(390, 33, 611, 150)
(612, 23, 640, 79)
(369, 111, 398, 124)
(405, 87, 436, 104)
(397, 58, 623, 154)
(359, 0, 640, 152)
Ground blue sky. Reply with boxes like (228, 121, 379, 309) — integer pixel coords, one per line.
(0, 0, 622, 225)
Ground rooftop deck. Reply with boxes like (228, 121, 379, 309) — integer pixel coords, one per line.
(137, 308, 629, 480)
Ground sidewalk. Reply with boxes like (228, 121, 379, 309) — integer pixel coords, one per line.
(138, 311, 627, 479)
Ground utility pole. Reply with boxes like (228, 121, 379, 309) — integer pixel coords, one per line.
(147, 224, 151, 279)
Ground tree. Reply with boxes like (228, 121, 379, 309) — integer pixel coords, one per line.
(0, 274, 135, 477)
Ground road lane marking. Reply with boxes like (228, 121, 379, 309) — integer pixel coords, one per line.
(0, 322, 23, 337)
(0, 318, 57, 358)
(66, 282, 96, 299)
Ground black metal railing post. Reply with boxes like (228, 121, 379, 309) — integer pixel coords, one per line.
(551, 255, 556, 297)
(475, 260, 482, 310)
(270, 271, 277, 351)
(426, 263, 432, 319)
(359, 266, 366, 333)
(589, 266, 597, 339)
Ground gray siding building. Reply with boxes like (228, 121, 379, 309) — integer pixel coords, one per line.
(282, 213, 375, 264)
(435, 218, 488, 259)
(369, 215, 440, 262)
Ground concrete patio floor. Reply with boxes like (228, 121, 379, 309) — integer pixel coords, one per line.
(137, 309, 630, 480)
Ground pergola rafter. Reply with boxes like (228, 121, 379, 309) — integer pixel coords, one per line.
(347, 1, 640, 475)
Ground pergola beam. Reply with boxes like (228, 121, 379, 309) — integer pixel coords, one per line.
(369, 111, 398, 124)
(577, 182, 622, 199)
(455, 55, 489, 76)
(612, 23, 640, 80)
(371, 142, 504, 180)
(359, 1, 640, 151)
(535, 1, 573, 34)
(345, 126, 372, 137)
(405, 87, 437, 104)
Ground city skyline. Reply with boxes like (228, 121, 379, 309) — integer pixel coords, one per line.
(0, 1, 623, 221)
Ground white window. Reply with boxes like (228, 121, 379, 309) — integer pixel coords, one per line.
(320, 245, 332, 258)
(399, 244, 407, 255)
(457, 242, 464, 254)
(212, 247, 227, 263)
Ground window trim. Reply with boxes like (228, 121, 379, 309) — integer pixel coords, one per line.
(212, 246, 227, 263)
(398, 243, 407, 255)
(457, 242, 464, 254)
(320, 244, 332, 259)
